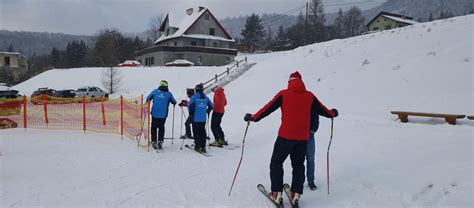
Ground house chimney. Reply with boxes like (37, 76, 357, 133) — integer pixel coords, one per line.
(186, 8, 193, 15)
(198, 6, 205, 12)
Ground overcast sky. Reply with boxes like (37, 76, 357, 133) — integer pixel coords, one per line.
(0, 0, 386, 35)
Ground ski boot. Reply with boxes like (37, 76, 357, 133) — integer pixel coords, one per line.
(269, 191, 283, 206)
(290, 192, 300, 207)
(157, 141, 163, 149)
(210, 140, 223, 147)
(151, 141, 158, 150)
(308, 182, 317, 190)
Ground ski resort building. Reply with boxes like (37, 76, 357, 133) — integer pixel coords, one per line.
(367, 11, 418, 31)
(136, 7, 237, 66)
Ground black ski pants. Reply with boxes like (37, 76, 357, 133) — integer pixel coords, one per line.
(151, 117, 166, 143)
(193, 122, 207, 149)
(270, 137, 307, 194)
(211, 112, 225, 141)
(185, 115, 193, 138)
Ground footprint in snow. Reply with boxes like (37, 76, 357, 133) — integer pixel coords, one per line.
(427, 51, 437, 56)
(362, 59, 370, 66)
(412, 183, 434, 202)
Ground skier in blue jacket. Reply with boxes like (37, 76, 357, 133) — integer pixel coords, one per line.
(146, 80, 177, 149)
(187, 84, 213, 153)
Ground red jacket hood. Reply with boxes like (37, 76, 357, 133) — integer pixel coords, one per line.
(287, 79, 307, 93)
(214, 87, 224, 94)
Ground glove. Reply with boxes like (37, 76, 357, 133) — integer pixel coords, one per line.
(331, 108, 338, 117)
(206, 109, 212, 115)
(244, 113, 253, 122)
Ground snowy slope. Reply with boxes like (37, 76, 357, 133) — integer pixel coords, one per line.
(2, 15, 473, 207)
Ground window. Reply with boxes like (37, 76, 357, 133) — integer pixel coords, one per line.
(373, 27, 379, 30)
(150, 57, 155, 65)
(209, 28, 215, 36)
(205, 14, 210, 20)
(376, 19, 380, 23)
(385, 25, 392, 30)
(197, 56, 203, 65)
(191, 41, 197, 46)
(174, 42, 177, 46)
(166, 28, 170, 36)
(213, 42, 217, 47)
(4, 56, 10, 66)
(225, 57, 231, 63)
(89, 87, 97, 92)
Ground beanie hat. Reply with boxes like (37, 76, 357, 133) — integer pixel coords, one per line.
(195, 84, 204, 92)
(289, 71, 302, 81)
(159, 80, 168, 87)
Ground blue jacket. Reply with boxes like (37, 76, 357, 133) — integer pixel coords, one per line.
(188, 92, 213, 122)
(146, 86, 177, 118)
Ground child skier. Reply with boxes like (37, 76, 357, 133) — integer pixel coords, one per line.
(244, 71, 338, 206)
(146, 80, 177, 149)
(179, 88, 195, 139)
(210, 87, 227, 147)
(188, 84, 213, 153)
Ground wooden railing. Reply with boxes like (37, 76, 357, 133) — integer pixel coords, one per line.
(201, 57, 248, 90)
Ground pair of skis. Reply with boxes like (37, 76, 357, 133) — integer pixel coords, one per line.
(258, 183, 299, 208)
(184, 144, 213, 157)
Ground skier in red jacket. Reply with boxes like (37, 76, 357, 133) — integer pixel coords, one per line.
(244, 71, 338, 206)
(210, 87, 227, 147)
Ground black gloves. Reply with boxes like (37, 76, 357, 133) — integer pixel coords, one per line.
(178, 100, 187, 107)
(244, 113, 253, 122)
(331, 108, 339, 117)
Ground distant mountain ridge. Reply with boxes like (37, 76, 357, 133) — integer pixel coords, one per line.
(0, 30, 94, 57)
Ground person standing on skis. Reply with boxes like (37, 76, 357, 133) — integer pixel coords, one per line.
(146, 80, 177, 149)
(179, 88, 195, 139)
(188, 84, 213, 153)
(210, 87, 227, 147)
(306, 91, 335, 190)
(244, 71, 338, 206)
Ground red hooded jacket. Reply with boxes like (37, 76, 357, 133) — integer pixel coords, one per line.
(251, 78, 335, 141)
(213, 87, 227, 113)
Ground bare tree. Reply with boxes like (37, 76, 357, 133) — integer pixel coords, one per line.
(101, 67, 122, 94)
(146, 15, 163, 43)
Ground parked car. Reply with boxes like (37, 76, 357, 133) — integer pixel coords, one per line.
(118, 60, 141, 67)
(75, 86, 108, 100)
(0, 89, 21, 116)
(30, 88, 56, 104)
(52, 90, 76, 98)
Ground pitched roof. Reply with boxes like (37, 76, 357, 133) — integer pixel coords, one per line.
(367, 11, 417, 27)
(155, 7, 233, 44)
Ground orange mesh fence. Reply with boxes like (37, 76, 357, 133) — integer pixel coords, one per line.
(0, 95, 150, 149)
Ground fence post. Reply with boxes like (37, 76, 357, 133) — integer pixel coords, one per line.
(101, 96, 106, 126)
(120, 95, 124, 141)
(83, 96, 86, 133)
(245, 57, 247, 62)
(236, 60, 239, 67)
(147, 101, 151, 152)
(215, 74, 218, 83)
(227, 67, 230, 75)
(43, 94, 48, 127)
(23, 96, 27, 130)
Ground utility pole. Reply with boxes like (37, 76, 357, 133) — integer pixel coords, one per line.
(305, 2, 309, 45)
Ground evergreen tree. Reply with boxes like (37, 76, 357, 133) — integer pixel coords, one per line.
(93, 29, 123, 67)
(264, 27, 274, 50)
(7, 44, 14, 52)
(240, 13, 266, 52)
(308, 0, 326, 43)
(50, 47, 61, 68)
(274, 25, 287, 51)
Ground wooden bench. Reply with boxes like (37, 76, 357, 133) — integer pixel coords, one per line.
(468, 116, 474, 120)
(391, 111, 466, 125)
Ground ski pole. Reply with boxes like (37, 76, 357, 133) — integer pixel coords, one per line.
(327, 118, 334, 195)
(180, 106, 183, 139)
(172, 105, 175, 144)
(228, 121, 250, 196)
(207, 113, 211, 149)
(180, 107, 188, 150)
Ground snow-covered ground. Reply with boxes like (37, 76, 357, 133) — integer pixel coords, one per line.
(1, 15, 473, 207)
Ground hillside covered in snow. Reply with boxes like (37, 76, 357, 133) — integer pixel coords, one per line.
(1, 15, 473, 207)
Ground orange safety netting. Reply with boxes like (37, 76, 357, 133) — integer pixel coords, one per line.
(0, 95, 151, 150)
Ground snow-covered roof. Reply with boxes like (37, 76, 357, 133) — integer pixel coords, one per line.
(382, 15, 418, 25)
(155, 7, 233, 44)
(0, 52, 27, 58)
